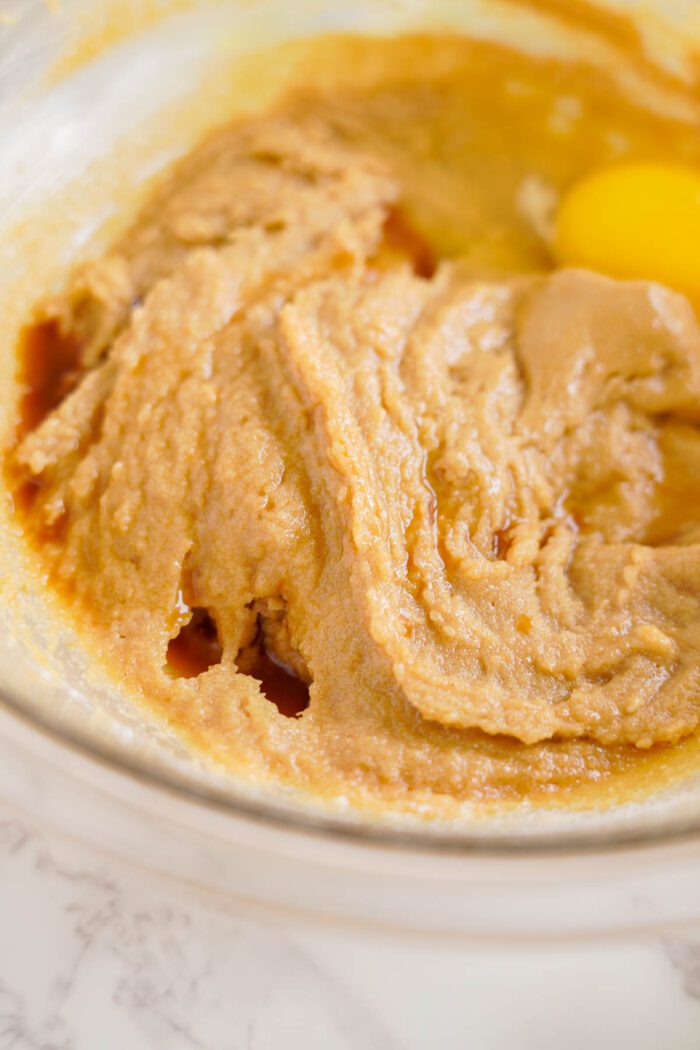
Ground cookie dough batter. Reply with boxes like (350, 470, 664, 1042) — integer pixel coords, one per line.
(9, 34, 700, 812)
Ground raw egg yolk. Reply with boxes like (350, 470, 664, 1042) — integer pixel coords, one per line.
(554, 162, 700, 302)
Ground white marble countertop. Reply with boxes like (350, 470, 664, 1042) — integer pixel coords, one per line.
(1, 799, 700, 1049)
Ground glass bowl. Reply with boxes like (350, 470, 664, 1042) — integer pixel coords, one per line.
(1, 0, 700, 937)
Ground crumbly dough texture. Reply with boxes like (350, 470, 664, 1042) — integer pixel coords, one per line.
(12, 92, 700, 807)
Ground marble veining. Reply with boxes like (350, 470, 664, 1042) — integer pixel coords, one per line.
(665, 938, 700, 1002)
(1, 812, 700, 1050)
(0, 817, 400, 1050)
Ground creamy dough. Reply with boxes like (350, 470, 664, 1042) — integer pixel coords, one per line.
(9, 35, 700, 811)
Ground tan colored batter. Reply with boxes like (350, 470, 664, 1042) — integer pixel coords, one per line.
(9, 34, 700, 812)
